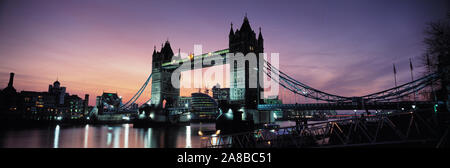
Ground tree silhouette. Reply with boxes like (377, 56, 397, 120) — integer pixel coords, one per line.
(421, 11, 450, 111)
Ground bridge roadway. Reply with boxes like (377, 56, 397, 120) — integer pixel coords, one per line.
(161, 49, 230, 71)
(257, 101, 435, 111)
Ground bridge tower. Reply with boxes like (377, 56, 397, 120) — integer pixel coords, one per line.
(150, 41, 180, 122)
(228, 16, 265, 120)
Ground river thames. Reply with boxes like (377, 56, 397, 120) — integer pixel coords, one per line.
(0, 121, 297, 148)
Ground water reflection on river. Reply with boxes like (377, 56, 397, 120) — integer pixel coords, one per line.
(0, 121, 295, 148)
(0, 123, 212, 148)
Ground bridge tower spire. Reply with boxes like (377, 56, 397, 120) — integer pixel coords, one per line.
(229, 22, 234, 47)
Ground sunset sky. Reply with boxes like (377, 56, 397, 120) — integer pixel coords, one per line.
(0, 0, 448, 106)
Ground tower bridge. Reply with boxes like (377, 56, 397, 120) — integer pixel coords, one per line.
(142, 16, 266, 123)
(119, 16, 447, 132)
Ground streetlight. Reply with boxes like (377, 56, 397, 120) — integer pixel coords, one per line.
(434, 104, 438, 113)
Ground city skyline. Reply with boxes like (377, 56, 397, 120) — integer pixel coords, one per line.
(0, 0, 448, 106)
